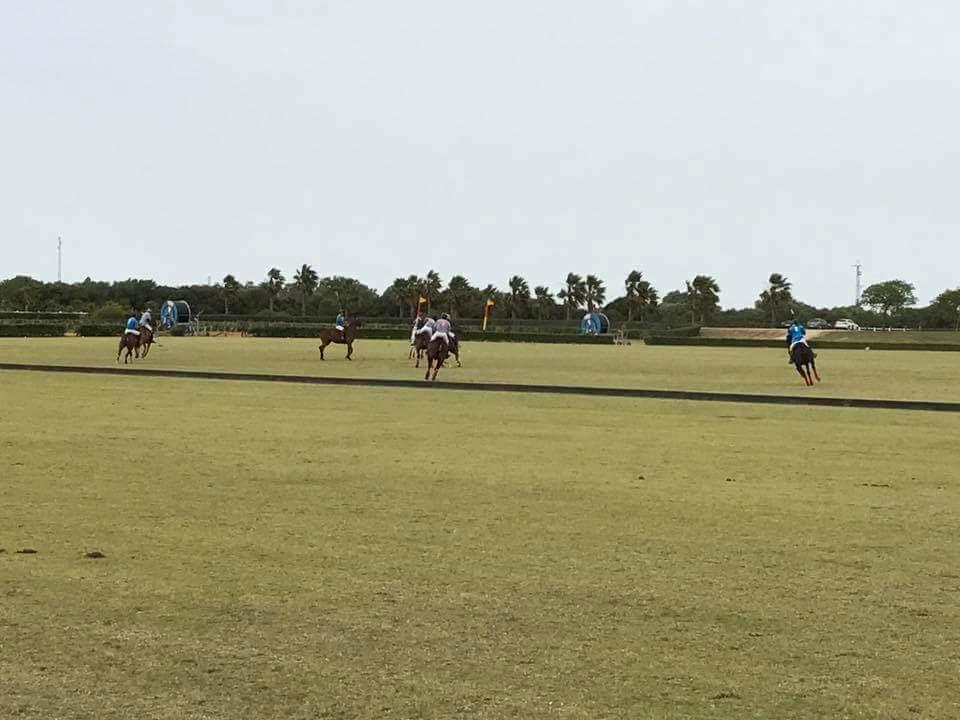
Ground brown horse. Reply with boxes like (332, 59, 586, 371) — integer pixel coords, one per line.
(790, 342, 821, 386)
(425, 336, 451, 381)
(413, 329, 461, 368)
(319, 318, 362, 360)
(117, 331, 140, 364)
(139, 323, 157, 358)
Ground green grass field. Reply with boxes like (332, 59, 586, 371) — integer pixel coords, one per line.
(2, 336, 959, 402)
(3, 340, 960, 718)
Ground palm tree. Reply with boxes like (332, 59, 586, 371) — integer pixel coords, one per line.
(757, 273, 794, 325)
(563, 273, 587, 320)
(293, 264, 319, 316)
(406, 274, 425, 317)
(584, 274, 606, 311)
(445, 275, 475, 317)
(263, 268, 285, 312)
(634, 280, 658, 322)
(507, 275, 530, 319)
(388, 277, 411, 318)
(424, 270, 443, 313)
(686, 275, 721, 324)
(625, 270, 643, 322)
(221, 274, 241, 314)
(533, 286, 554, 320)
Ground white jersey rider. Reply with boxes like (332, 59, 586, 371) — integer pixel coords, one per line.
(410, 313, 424, 345)
(417, 315, 436, 340)
(431, 313, 454, 346)
(139, 308, 153, 333)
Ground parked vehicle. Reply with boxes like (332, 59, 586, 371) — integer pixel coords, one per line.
(833, 318, 861, 331)
(807, 318, 832, 329)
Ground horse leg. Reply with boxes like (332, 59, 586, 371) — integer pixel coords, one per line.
(794, 364, 808, 385)
(415, 347, 421, 368)
(346, 341, 353, 360)
(117, 339, 123, 362)
(319, 339, 327, 360)
(811, 359, 821, 383)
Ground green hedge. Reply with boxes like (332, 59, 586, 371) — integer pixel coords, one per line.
(0, 311, 86, 321)
(644, 336, 960, 352)
(461, 332, 614, 344)
(245, 325, 618, 344)
(0, 323, 68, 337)
(76, 323, 121, 337)
(247, 325, 411, 340)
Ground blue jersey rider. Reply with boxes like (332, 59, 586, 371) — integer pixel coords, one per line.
(786, 318, 807, 361)
(124, 315, 140, 336)
(335, 309, 347, 339)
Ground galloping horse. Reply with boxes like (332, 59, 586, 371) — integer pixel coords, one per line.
(319, 318, 362, 360)
(790, 342, 821, 386)
(412, 329, 430, 367)
(117, 330, 140, 364)
(139, 323, 157, 359)
(424, 335, 452, 381)
(413, 329, 461, 368)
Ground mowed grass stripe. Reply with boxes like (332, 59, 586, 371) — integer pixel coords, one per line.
(3, 361, 960, 413)
(3, 373, 960, 719)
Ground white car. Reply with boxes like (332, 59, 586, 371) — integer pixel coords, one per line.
(834, 318, 860, 331)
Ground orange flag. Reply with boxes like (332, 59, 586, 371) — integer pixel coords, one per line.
(482, 298, 495, 331)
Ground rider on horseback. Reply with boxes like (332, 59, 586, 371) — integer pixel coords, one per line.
(432, 313, 454, 347)
(124, 314, 140, 337)
(786, 317, 808, 362)
(410, 312, 426, 346)
(335, 309, 347, 340)
(139, 307, 154, 334)
(417, 314, 436, 340)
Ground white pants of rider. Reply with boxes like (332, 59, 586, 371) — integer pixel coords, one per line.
(124, 328, 140, 336)
(142, 323, 152, 332)
(431, 331, 450, 345)
(418, 326, 433, 338)
(789, 339, 808, 351)
(336, 325, 344, 332)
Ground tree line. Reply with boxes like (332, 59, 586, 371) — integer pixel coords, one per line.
(1, 269, 958, 329)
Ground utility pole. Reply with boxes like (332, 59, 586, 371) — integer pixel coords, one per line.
(57, 236, 62, 283)
(853, 261, 862, 307)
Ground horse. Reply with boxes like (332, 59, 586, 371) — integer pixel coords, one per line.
(425, 335, 452, 381)
(412, 329, 430, 367)
(117, 330, 140, 364)
(413, 328, 461, 368)
(139, 323, 157, 358)
(790, 342, 821, 386)
(319, 318, 363, 360)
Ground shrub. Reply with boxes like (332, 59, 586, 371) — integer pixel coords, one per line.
(75, 323, 120, 337)
(0, 323, 67, 337)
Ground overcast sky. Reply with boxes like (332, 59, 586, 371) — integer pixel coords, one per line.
(3, 1, 959, 307)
